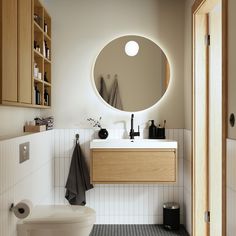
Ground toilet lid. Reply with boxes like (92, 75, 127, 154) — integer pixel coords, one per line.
(22, 205, 96, 224)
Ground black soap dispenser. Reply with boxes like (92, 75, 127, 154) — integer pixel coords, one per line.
(149, 120, 157, 139)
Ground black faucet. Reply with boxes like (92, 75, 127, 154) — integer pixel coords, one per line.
(129, 114, 140, 139)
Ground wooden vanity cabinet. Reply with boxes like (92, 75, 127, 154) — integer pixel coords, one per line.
(91, 148, 177, 183)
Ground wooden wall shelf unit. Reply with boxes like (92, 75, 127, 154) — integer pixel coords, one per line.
(33, 0, 51, 107)
(91, 148, 177, 184)
(0, 0, 52, 109)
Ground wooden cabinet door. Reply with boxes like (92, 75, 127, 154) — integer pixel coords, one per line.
(18, 0, 32, 104)
(0, 0, 18, 102)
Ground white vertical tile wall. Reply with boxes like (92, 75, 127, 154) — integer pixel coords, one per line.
(183, 129, 192, 235)
(0, 131, 54, 236)
(54, 128, 184, 224)
(227, 138, 236, 236)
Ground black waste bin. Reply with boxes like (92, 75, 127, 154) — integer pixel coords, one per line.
(163, 202, 180, 230)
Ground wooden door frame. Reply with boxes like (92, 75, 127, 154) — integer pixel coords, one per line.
(192, 0, 227, 235)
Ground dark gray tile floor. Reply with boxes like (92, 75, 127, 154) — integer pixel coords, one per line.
(90, 225, 189, 236)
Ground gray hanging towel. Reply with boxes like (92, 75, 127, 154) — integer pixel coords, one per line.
(99, 76, 109, 102)
(108, 78, 123, 110)
(65, 142, 93, 205)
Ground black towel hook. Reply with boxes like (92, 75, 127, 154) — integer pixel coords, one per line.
(75, 134, 79, 144)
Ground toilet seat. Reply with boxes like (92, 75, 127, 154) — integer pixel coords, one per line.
(22, 205, 96, 225)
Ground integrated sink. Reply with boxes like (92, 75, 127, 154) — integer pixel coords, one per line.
(90, 139, 177, 149)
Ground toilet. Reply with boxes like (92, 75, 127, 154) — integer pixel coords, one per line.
(17, 205, 96, 236)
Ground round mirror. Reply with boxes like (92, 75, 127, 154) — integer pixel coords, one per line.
(93, 35, 170, 112)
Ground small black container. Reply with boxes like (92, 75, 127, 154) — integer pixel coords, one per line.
(156, 127, 165, 139)
(163, 202, 180, 230)
(98, 128, 108, 139)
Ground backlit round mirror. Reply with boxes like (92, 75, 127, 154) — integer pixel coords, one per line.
(93, 35, 170, 112)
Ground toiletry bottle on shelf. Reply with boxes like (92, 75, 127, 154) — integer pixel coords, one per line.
(46, 47, 50, 60)
(36, 45, 41, 53)
(34, 40, 37, 49)
(34, 86, 37, 104)
(34, 63, 39, 78)
(34, 14, 41, 26)
(44, 22, 48, 33)
(149, 120, 157, 139)
(44, 89, 49, 106)
(38, 72, 42, 80)
(35, 86, 41, 105)
(34, 87, 36, 105)
(44, 72, 49, 83)
(45, 42, 47, 57)
(43, 41, 46, 57)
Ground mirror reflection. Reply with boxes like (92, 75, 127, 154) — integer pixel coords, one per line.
(94, 35, 170, 112)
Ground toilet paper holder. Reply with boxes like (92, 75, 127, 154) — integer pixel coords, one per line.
(10, 203, 15, 211)
(10, 203, 25, 214)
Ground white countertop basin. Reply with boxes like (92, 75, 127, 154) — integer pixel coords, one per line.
(90, 139, 177, 149)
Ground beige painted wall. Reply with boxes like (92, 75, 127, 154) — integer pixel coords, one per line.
(0, 106, 40, 138)
(42, 0, 185, 130)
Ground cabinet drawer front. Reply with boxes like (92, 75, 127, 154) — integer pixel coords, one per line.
(92, 150, 176, 183)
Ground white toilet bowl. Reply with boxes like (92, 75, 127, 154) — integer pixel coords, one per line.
(17, 205, 96, 236)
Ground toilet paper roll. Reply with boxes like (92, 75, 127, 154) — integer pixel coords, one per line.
(12, 199, 33, 219)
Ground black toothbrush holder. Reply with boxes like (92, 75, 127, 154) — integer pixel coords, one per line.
(156, 127, 165, 139)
